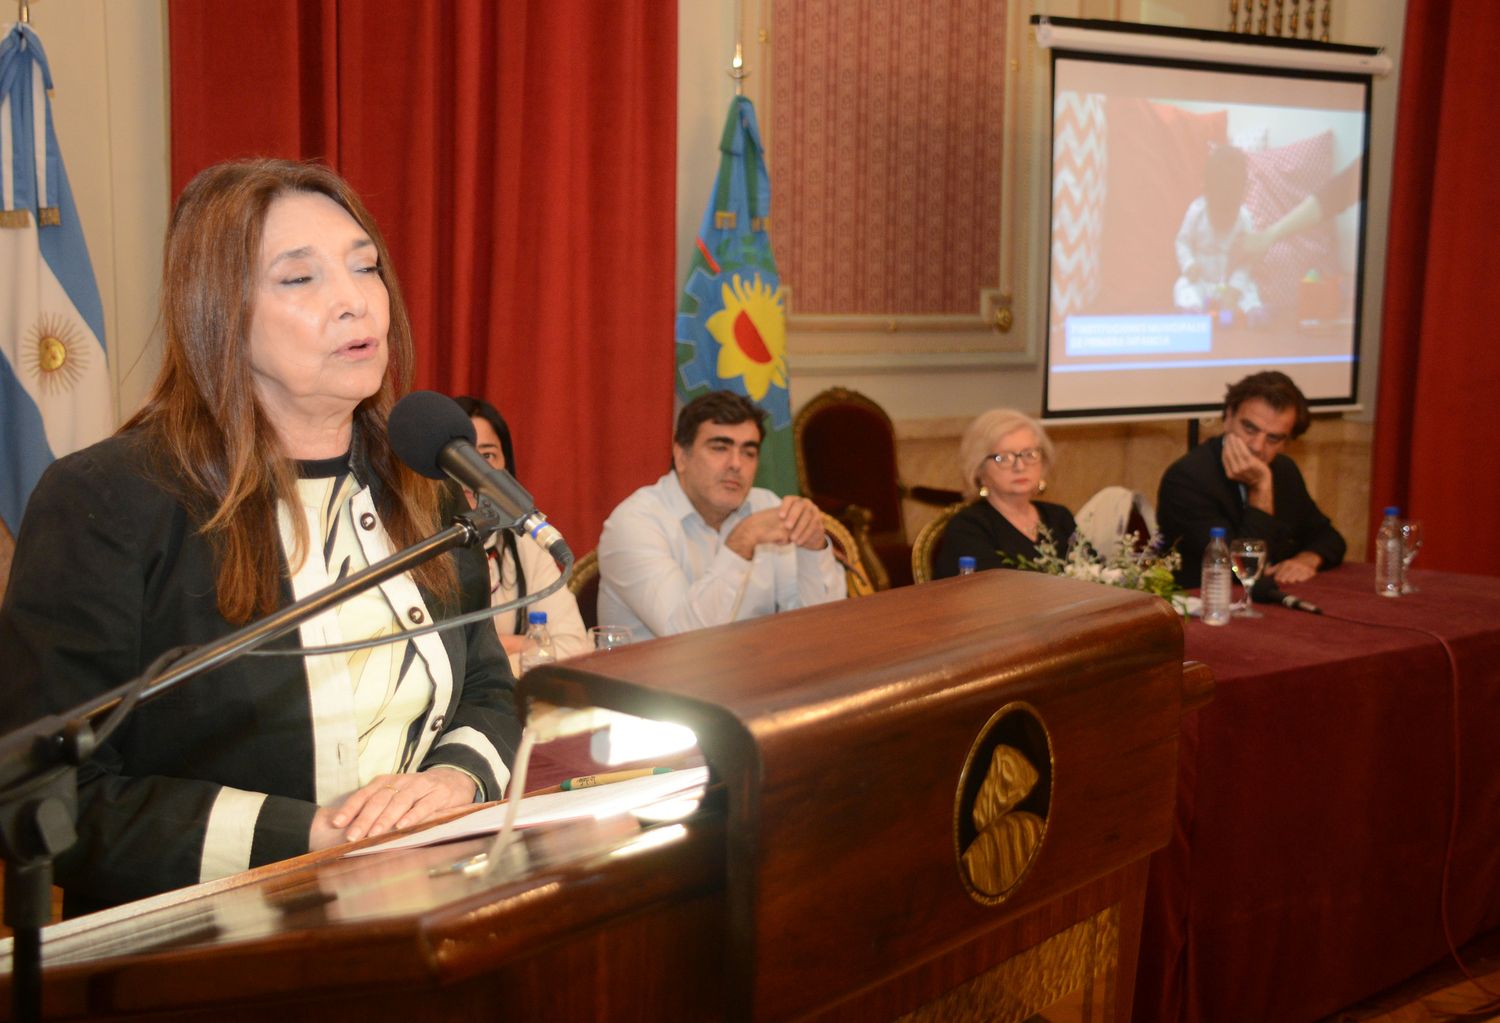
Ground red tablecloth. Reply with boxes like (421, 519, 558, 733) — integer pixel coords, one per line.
(1134, 565, 1500, 1022)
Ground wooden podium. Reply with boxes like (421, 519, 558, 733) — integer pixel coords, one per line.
(0, 571, 1209, 1022)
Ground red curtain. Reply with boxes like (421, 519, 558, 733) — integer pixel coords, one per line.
(1371, 0, 1500, 575)
(169, 0, 677, 554)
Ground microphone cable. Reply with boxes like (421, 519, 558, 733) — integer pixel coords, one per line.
(243, 550, 573, 659)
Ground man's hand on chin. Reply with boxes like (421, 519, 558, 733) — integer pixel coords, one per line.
(1266, 551, 1320, 584)
(1222, 433, 1273, 512)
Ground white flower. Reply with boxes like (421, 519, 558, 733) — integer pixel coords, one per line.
(997, 526, 1183, 609)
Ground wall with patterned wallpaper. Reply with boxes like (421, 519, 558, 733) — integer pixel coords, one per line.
(767, 1, 1006, 318)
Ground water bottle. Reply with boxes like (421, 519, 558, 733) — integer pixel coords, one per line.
(1375, 506, 1403, 598)
(1201, 527, 1232, 626)
(958, 556, 977, 576)
(518, 611, 556, 673)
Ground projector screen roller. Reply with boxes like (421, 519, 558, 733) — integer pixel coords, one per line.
(1043, 50, 1371, 418)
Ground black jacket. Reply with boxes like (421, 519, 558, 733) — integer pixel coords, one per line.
(1156, 434, 1345, 588)
(0, 431, 520, 914)
(933, 499, 1077, 579)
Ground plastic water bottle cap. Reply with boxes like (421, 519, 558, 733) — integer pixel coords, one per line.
(1383, 506, 1400, 516)
(528, 611, 548, 625)
(1209, 527, 1227, 539)
(958, 556, 976, 572)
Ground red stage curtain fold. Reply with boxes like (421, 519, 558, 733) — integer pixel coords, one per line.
(169, 0, 677, 554)
(1371, 0, 1500, 575)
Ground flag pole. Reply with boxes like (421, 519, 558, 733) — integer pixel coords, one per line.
(727, 0, 747, 95)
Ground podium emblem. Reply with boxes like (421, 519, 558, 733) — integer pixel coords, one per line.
(955, 703, 1052, 904)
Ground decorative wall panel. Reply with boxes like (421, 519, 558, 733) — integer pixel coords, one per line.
(769, 1, 1008, 318)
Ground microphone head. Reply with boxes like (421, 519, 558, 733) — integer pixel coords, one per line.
(388, 390, 478, 479)
(1251, 575, 1285, 605)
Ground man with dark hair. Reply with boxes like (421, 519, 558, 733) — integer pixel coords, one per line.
(597, 390, 845, 639)
(1157, 371, 1345, 588)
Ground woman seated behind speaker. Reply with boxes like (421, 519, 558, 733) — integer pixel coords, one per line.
(0, 159, 520, 915)
(452, 396, 589, 674)
(933, 410, 1076, 579)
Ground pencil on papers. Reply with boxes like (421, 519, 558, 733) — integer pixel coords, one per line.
(559, 767, 673, 791)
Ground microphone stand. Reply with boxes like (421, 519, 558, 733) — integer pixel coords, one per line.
(0, 507, 500, 1023)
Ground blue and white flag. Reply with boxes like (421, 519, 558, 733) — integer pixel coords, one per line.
(0, 23, 110, 533)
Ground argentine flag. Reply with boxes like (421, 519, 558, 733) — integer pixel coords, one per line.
(0, 23, 110, 534)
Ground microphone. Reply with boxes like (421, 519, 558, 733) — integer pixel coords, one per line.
(388, 391, 573, 565)
(1252, 576, 1323, 615)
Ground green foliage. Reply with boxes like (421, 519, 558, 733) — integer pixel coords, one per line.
(1002, 528, 1186, 611)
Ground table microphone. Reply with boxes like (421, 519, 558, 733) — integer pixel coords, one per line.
(388, 390, 572, 564)
(1252, 576, 1323, 615)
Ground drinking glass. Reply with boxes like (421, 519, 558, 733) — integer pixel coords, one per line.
(1230, 538, 1267, 617)
(589, 625, 633, 651)
(1399, 520, 1423, 594)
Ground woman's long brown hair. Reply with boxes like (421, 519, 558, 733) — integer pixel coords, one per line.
(123, 159, 453, 624)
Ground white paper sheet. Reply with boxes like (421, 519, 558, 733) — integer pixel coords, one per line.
(345, 766, 709, 857)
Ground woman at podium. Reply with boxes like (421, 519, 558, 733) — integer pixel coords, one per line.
(0, 160, 520, 915)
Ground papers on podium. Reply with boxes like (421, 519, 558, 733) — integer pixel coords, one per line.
(346, 766, 709, 858)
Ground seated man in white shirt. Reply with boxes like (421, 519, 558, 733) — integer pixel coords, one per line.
(597, 390, 847, 639)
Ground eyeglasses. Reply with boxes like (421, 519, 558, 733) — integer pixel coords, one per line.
(984, 448, 1043, 469)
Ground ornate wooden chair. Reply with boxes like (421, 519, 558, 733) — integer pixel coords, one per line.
(910, 501, 971, 585)
(793, 387, 961, 590)
(821, 512, 874, 599)
(566, 549, 600, 631)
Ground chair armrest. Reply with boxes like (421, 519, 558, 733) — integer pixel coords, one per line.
(808, 499, 887, 590)
(903, 484, 964, 507)
(808, 495, 874, 530)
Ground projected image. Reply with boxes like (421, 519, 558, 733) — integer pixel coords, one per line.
(1046, 57, 1369, 415)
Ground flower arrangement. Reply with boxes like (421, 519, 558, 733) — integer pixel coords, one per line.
(1003, 528, 1185, 607)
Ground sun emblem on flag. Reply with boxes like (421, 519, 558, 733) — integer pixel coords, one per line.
(20, 313, 91, 395)
(706, 273, 787, 401)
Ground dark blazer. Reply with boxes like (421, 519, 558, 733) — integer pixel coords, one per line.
(933, 499, 1077, 579)
(0, 431, 521, 914)
(1156, 434, 1345, 588)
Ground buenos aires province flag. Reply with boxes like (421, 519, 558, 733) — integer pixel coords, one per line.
(0, 23, 111, 533)
(675, 96, 795, 495)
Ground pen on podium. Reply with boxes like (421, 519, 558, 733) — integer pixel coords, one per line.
(560, 767, 673, 791)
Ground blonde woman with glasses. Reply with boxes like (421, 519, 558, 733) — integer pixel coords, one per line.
(933, 409, 1076, 579)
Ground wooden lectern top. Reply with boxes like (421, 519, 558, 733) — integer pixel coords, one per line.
(521, 570, 1200, 1021)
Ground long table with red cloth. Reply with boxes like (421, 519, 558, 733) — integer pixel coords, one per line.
(1134, 564, 1500, 1022)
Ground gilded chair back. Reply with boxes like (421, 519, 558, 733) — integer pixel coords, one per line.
(793, 387, 962, 590)
(794, 388, 906, 536)
(566, 549, 600, 630)
(910, 502, 970, 585)
(821, 512, 875, 599)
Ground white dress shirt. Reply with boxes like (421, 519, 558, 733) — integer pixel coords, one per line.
(596, 471, 846, 640)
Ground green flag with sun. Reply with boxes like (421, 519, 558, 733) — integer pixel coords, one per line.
(675, 96, 795, 495)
